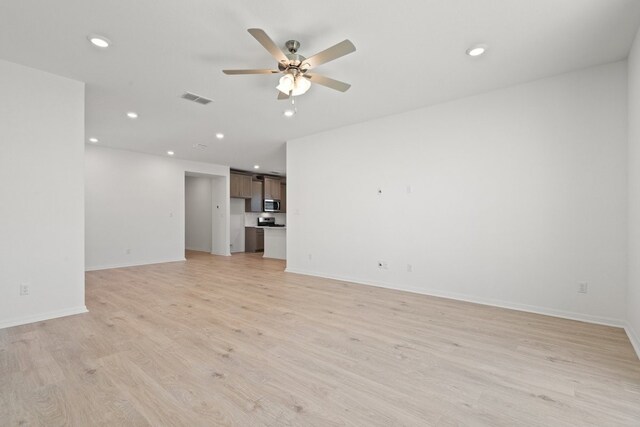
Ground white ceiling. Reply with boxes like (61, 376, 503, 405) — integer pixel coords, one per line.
(1, 0, 640, 173)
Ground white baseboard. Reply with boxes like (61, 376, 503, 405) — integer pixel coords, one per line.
(625, 324, 640, 360)
(0, 306, 88, 330)
(85, 258, 186, 272)
(284, 268, 624, 328)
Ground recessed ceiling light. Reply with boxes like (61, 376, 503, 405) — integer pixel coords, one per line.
(216, 133, 224, 139)
(88, 35, 110, 48)
(167, 151, 175, 156)
(283, 110, 295, 118)
(466, 44, 487, 57)
(88, 137, 99, 143)
(254, 165, 260, 169)
(126, 112, 138, 119)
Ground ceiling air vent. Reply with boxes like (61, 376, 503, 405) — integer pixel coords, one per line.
(181, 92, 212, 105)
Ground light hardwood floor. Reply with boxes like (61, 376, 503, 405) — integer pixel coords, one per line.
(1, 251, 639, 426)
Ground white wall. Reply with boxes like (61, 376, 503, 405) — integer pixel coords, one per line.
(85, 146, 229, 270)
(185, 176, 212, 252)
(211, 176, 229, 256)
(627, 29, 640, 357)
(287, 61, 628, 326)
(0, 60, 86, 328)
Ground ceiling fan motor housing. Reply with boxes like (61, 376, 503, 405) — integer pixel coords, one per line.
(278, 51, 309, 74)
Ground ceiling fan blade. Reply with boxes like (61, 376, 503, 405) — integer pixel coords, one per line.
(304, 73, 351, 92)
(248, 28, 289, 64)
(223, 69, 279, 75)
(304, 40, 356, 69)
(277, 91, 290, 100)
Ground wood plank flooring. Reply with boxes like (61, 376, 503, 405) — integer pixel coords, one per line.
(1, 251, 639, 426)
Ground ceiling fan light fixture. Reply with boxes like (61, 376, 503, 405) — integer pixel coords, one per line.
(291, 76, 311, 96)
(277, 74, 295, 94)
(276, 73, 311, 97)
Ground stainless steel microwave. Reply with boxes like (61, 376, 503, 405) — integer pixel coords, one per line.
(263, 199, 281, 212)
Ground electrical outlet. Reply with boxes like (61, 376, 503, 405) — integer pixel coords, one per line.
(578, 282, 588, 294)
(407, 264, 413, 273)
(19, 284, 29, 296)
(377, 261, 388, 269)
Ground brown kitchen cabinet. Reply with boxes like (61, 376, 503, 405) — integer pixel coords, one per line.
(245, 180, 263, 212)
(280, 182, 286, 213)
(245, 227, 264, 252)
(263, 177, 281, 200)
(230, 173, 252, 198)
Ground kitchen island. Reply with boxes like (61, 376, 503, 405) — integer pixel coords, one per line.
(263, 227, 286, 260)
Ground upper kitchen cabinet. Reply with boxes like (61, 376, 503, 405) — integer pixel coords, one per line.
(264, 177, 281, 200)
(280, 182, 286, 213)
(230, 173, 252, 198)
(246, 179, 263, 212)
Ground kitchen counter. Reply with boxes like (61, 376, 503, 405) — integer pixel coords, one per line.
(263, 227, 286, 260)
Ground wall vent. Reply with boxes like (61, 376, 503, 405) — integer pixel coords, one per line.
(181, 92, 212, 105)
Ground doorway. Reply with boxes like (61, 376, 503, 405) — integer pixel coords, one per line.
(184, 173, 230, 256)
(185, 175, 212, 253)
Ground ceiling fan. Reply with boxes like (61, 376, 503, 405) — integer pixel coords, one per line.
(223, 28, 355, 100)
